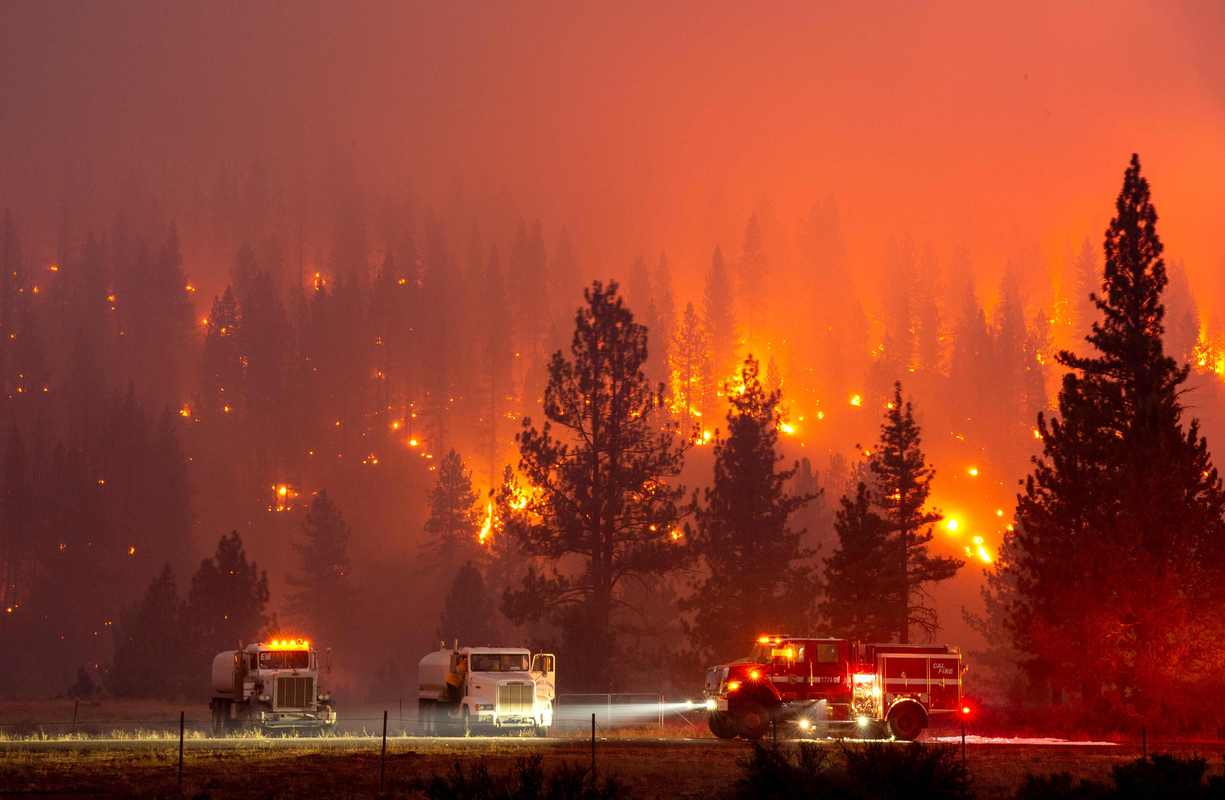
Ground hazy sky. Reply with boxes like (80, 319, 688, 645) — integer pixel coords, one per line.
(2, 1, 1224, 297)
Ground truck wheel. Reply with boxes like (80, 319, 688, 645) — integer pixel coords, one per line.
(708, 712, 736, 740)
(735, 702, 770, 740)
(533, 725, 549, 738)
(210, 701, 226, 737)
(887, 704, 926, 741)
(418, 700, 432, 735)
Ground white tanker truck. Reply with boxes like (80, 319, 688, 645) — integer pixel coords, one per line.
(209, 638, 336, 735)
(417, 643, 555, 735)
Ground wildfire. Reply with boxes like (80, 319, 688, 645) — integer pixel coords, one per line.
(966, 466, 980, 477)
(778, 421, 797, 436)
(478, 501, 494, 544)
(179, 404, 192, 418)
(270, 483, 298, 512)
(849, 393, 862, 407)
(944, 518, 960, 534)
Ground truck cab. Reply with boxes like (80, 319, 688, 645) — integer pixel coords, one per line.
(704, 634, 962, 741)
(210, 638, 336, 735)
(418, 644, 555, 735)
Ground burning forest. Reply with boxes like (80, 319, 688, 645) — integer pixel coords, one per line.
(2, 0, 1225, 743)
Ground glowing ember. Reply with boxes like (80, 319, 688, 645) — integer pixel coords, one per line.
(944, 518, 960, 533)
(127, 545, 136, 556)
(849, 394, 862, 407)
(966, 466, 980, 477)
(270, 483, 298, 512)
(178, 404, 192, 418)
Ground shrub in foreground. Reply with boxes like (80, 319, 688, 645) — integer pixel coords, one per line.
(1015, 753, 1225, 800)
(734, 741, 971, 800)
(421, 754, 628, 800)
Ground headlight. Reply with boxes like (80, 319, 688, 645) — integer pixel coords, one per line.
(258, 694, 271, 702)
(797, 719, 811, 731)
(704, 698, 717, 711)
(856, 716, 870, 727)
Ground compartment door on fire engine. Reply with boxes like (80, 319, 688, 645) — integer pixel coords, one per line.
(804, 640, 848, 698)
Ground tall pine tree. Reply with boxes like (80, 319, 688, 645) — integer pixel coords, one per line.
(499, 281, 686, 689)
(685, 355, 817, 663)
(286, 490, 356, 650)
(1001, 155, 1225, 716)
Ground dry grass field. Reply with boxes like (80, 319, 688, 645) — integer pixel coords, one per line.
(3, 701, 1225, 798)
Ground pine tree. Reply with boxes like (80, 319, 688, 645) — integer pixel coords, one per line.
(500, 281, 686, 689)
(821, 483, 896, 641)
(186, 532, 271, 659)
(1072, 238, 1098, 336)
(476, 245, 514, 486)
(704, 247, 737, 382)
(200, 287, 242, 417)
(670, 302, 711, 434)
(422, 450, 481, 581)
(871, 382, 961, 641)
(1002, 155, 1225, 715)
(286, 490, 355, 650)
(111, 564, 186, 698)
(685, 355, 817, 663)
(437, 561, 499, 646)
(737, 215, 768, 342)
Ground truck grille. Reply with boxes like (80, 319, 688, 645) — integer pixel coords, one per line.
(496, 682, 534, 717)
(275, 676, 314, 709)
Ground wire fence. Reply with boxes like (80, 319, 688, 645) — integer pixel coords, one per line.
(0, 694, 697, 739)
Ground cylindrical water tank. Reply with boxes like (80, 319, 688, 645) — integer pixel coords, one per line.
(212, 651, 238, 694)
(418, 649, 454, 697)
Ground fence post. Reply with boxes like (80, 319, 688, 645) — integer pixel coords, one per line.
(177, 711, 185, 793)
(379, 709, 388, 795)
(72, 700, 79, 736)
(591, 712, 597, 777)
(658, 694, 664, 729)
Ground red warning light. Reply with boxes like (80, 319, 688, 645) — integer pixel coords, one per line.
(961, 705, 972, 716)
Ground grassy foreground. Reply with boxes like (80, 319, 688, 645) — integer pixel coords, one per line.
(3, 735, 1222, 799)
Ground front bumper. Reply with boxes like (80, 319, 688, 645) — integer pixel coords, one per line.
(474, 706, 553, 728)
(259, 708, 337, 730)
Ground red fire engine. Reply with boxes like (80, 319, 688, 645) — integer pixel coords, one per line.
(703, 634, 964, 741)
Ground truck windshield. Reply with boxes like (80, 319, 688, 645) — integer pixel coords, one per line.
(470, 653, 529, 672)
(258, 651, 310, 670)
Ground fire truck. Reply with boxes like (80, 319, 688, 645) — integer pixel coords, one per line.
(703, 634, 963, 741)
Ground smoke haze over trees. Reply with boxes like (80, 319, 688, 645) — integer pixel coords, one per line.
(1, 2, 1225, 712)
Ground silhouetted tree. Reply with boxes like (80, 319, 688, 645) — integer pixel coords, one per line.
(111, 564, 187, 698)
(422, 450, 481, 581)
(186, 532, 271, 661)
(1002, 155, 1225, 715)
(437, 561, 499, 647)
(737, 215, 768, 342)
(685, 355, 817, 663)
(704, 246, 737, 381)
(822, 483, 897, 641)
(671, 301, 710, 433)
(286, 491, 355, 650)
(500, 281, 686, 689)
(867, 382, 960, 641)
